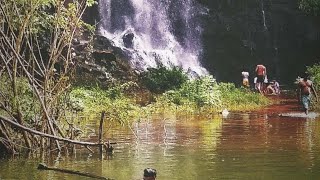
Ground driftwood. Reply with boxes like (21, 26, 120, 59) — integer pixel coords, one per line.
(38, 163, 113, 180)
(99, 111, 106, 156)
(0, 115, 116, 148)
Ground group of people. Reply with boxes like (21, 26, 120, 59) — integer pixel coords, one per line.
(241, 64, 318, 115)
(241, 64, 280, 95)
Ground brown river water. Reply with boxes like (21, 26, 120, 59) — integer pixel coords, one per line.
(1, 95, 320, 180)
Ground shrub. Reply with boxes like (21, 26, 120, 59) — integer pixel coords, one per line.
(140, 64, 188, 93)
(217, 82, 270, 111)
(0, 75, 40, 123)
(306, 63, 320, 111)
(68, 84, 138, 124)
(159, 76, 222, 110)
(307, 63, 320, 90)
(299, 0, 320, 15)
(154, 77, 269, 113)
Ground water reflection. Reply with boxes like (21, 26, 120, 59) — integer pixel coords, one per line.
(1, 112, 320, 179)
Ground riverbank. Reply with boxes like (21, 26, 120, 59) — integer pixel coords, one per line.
(256, 90, 319, 118)
(1, 92, 320, 180)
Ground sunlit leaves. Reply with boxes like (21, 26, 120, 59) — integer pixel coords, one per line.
(217, 83, 270, 111)
(307, 63, 320, 90)
(299, 0, 320, 15)
(69, 85, 137, 125)
(86, 0, 97, 7)
(1, 0, 95, 35)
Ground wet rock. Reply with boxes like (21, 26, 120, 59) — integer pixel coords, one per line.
(92, 51, 117, 66)
(187, 68, 200, 79)
(93, 35, 113, 51)
(72, 34, 138, 87)
(122, 32, 134, 48)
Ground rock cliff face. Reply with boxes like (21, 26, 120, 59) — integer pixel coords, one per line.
(72, 35, 137, 87)
(83, 0, 320, 85)
(199, 0, 320, 84)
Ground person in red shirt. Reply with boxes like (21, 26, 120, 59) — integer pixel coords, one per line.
(255, 64, 266, 94)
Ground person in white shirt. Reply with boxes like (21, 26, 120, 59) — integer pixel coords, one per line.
(241, 71, 250, 88)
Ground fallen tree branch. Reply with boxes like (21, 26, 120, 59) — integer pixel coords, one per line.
(38, 163, 113, 180)
(0, 115, 113, 147)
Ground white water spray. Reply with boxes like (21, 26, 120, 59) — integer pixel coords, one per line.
(261, 0, 267, 30)
(98, 0, 208, 76)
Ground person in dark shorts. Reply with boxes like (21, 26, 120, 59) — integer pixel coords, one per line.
(297, 76, 318, 114)
(255, 64, 266, 94)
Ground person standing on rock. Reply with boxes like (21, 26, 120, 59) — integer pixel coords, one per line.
(297, 76, 318, 115)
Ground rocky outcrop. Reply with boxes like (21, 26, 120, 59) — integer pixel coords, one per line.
(72, 35, 137, 87)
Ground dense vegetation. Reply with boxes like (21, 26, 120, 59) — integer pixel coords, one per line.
(0, 0, 96, 154)
(1, 0, 319, 155)
(69, 67, 270, 123)
(307, 63, 320, 90)
(140, 65, 188, 93)
(306, 63, 320, 111)
(299, 0, 320, 15)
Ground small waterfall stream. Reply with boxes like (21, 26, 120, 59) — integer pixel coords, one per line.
(98, 0, 208, 76)
(261, 0, 267, 30)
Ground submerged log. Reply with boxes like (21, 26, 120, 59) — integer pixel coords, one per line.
(0, 115, 116, 149)
(37, 163, 112, 180)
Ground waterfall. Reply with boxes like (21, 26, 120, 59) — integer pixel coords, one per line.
(98, 0, 208, 76)
(261, 0, 267, 30)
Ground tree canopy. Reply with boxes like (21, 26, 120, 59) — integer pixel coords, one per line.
(299, 0, 320, 15)
(0, 0, 96, 153)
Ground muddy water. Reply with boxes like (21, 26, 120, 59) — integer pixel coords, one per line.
(1, 96, 320, 180)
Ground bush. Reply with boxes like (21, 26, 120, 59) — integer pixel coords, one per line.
(306, 63, 320, 111)
(217, 82, 270, 111)
(307, 63, 320, 90)
(68, 84, 139, 124)
(161, 76, 222, 108)
(154, 77, 270, 113)
(0, 75, 40, 123)
(299, 0, 320, 15)
(140, 65, 188, 93)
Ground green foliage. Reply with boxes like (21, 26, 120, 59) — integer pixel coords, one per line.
(217, 83, 270, 111)
(163, 75, 221, 108)
(87, 0, 98, 7)
(307, 63, 320, 90)
(1, 0, 96, 41)
(299, 0, 320, 15)
(65, 75, 270, 126)
(152, 77, 269, 113)
(141, 65, 188, 93)
(0, 75, 40, 122)
(69, 83, 139, 125)
(306, 61, 320, 110)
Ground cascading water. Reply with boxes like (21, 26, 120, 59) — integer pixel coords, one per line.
(98, 0, 208, 76)
(261, 0, 267, 30)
